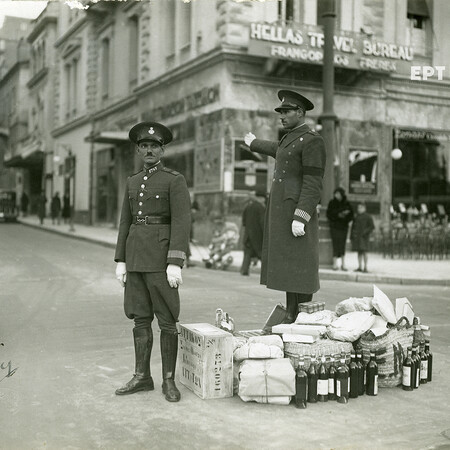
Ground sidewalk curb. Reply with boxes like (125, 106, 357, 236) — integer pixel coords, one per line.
(19, 219, 450, 287)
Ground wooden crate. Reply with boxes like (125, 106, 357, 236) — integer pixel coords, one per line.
(178, 323, 233, 399)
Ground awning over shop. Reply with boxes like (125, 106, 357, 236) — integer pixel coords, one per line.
(407, 0, 429, 16)
(85, 131, 129, 144)
(3, 146, 44, 168)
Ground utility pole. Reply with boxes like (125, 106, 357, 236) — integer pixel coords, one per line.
(319, 0, 338, 206)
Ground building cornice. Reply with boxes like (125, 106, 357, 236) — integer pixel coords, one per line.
(26, 67, 49, 89)
(134, 46, 238, 95)
(27, 16, 57, 43)
(54, 17, 87, 49)
(51, 115, 91, 138)
(91, 96, 137, 121)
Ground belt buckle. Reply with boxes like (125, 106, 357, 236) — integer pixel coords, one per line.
(136, 217, 145, 224)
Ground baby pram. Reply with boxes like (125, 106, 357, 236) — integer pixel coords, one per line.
(203, 221, 240, 270)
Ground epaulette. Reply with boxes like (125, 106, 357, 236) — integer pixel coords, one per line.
(307, 130, 319, 136)
(130, 169, 144, 177)
(163, 167, 181, 176)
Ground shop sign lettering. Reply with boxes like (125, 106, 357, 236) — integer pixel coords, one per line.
(249, 23, 413, 74)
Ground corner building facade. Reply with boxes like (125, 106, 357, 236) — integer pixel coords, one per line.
(45, 0, 450, 242)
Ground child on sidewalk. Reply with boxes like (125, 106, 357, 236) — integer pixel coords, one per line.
(351, 202, 375, 273)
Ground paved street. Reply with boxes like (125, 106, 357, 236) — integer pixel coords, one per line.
(0, 223, 449, 450)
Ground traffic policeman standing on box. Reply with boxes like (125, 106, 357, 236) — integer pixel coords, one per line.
(244, 90, 326, 323)
(114, 122, 191, 402)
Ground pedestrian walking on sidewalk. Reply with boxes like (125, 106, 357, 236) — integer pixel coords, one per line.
(326, 187, 353, 271)
(62, 193, 71, 224)
(351, 202, 375, 273)
(51, 192, 62, 225)
(114, 121, 191, 403)
(37, 192, 47, 225)
(240, 191, 265, 276)
(244, 89, 326, 323)
(20, 192, 29, 217)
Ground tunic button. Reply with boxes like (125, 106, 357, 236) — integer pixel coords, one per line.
(156, 195, 160, 199)
(138, 211, 142, 215)
(286, 161, 289, 164)
(292, 144, 295, 147)
(139, 202, 143, 206)
(139, 192, 143, 197)
(288, 152, 291, 155)
(283, 170, 286, 173)
(143, 176, 148, 181)
(141, 184, 145, 188)
(300, 137, 303, 141)
(279, 179, 282, 182)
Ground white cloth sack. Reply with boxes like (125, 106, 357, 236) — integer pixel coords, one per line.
(234, 343, 284, 362)
(372, 285, 397, 324)
(239, 395, 291, 405)
(335, 297, 373, 316)
(295, 310, 336, 326)
(248, 335, 284, 348)
(327, 311, 376, 342)
(238, 359, 295, 397)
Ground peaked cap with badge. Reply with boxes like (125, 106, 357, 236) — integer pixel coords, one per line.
(129, 121, 173, 146)
(274, 89, 314, 112)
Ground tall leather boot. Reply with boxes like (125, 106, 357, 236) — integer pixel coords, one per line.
(160, 331, 181, 402)
(282, 292, 298, 324)
(115, 327, 154, 395)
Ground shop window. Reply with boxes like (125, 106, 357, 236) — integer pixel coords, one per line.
(234, 139, 267, 192)
(278, 0, 295, 23)
(163, 149, 194, 188)
(393, 135, 450, 214)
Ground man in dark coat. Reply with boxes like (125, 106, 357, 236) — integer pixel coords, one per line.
(240, 191, 265, 276)
(114, 121, 191, 402)
(244, 90, 326, 323)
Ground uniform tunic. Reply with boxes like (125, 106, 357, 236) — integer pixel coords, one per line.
(250, 124, 326, 294)
(114, 162, 191, 329)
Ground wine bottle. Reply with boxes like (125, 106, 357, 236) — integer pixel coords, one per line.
(349, 352, 359, 399)
(366, 352, 378, 396)
(307, 355, 318, 403)
(412, 346, 420, 389)
(419, 341, 428, 385)
(328, 356, 337, 401)
(295, 357, 308, 409)
(317, 355, 329, 402)
(425, 340, 432, 382)
(356, 352, 365, 396)
(336, 355, 349, 404)
(402, 347, 413, 391)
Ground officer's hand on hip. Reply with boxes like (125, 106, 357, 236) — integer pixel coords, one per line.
(244, 132, 256, 147)
(167, 264, 182, 288)
(115, 262, 127, 287)
(292, 220, 305, 237)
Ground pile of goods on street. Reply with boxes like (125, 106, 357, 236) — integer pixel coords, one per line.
(177, 286, 433, 407)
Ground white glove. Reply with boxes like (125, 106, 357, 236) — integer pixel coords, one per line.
(166, 264, 182, 288)
(292, 220, 305, 237)
(244, 132, 256, 147)
(115, 262, 127, 287)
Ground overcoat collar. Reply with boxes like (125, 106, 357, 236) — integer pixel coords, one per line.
(279, 123, 310, 149)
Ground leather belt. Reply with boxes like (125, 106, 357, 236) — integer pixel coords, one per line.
(133, 216, 170, 225)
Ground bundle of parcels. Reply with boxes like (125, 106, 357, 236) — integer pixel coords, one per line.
(233, 335, 295, 405)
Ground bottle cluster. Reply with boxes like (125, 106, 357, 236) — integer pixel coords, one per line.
(294, 350, 378, 409)
(402, 339, 433, 391)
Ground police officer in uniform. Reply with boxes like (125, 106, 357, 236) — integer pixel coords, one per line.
(245, 90, 326, 323)
(114, 122, 191, 402)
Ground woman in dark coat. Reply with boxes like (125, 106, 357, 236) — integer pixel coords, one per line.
(351, 202, 375, 273)
(326, 187, 353, 271)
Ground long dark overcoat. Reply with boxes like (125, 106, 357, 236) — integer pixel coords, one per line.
(250, 124, 326, 294)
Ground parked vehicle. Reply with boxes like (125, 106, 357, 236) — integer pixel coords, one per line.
(0, 190, 18, 222)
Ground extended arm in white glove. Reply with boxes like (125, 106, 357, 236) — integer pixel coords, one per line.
(291, 220, 305, 237)
(244, 132, 256, 147)
(166, 264, 182, 289)
(115, 262, 127, 287)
